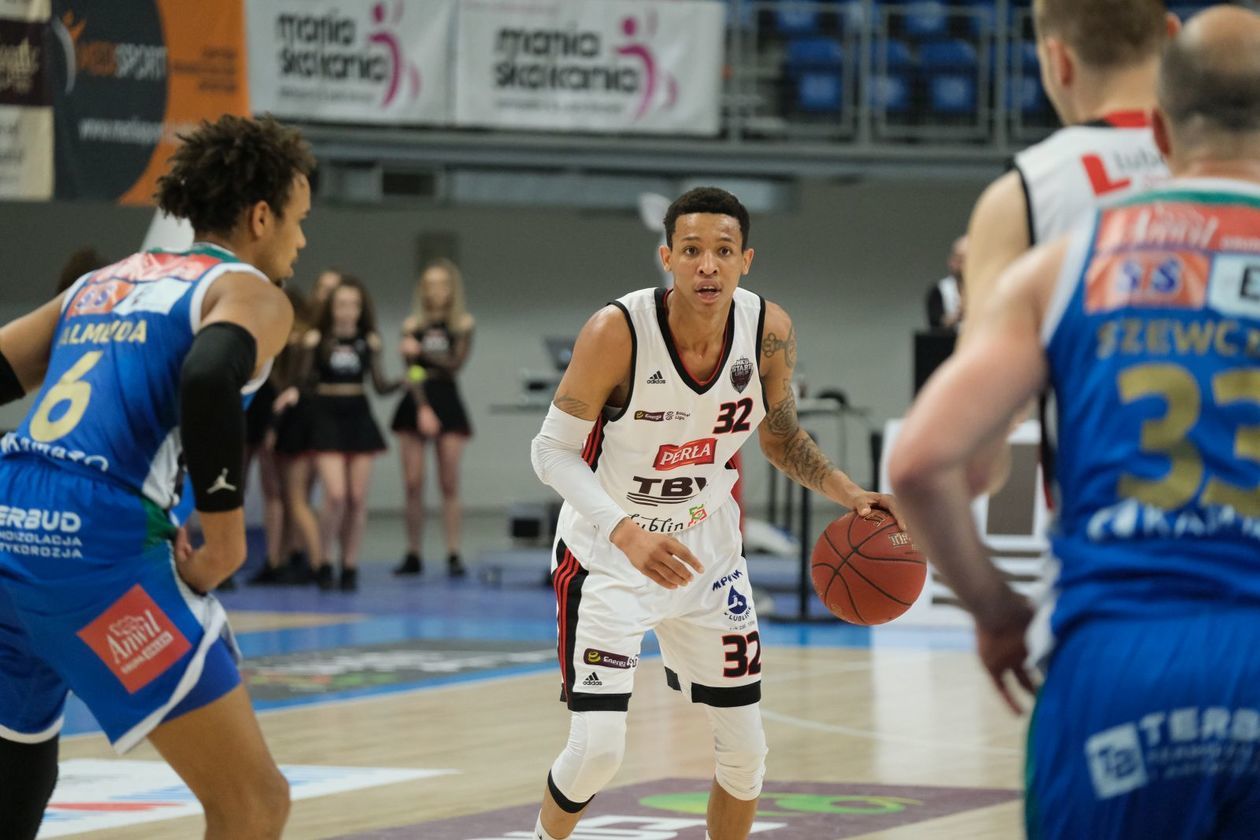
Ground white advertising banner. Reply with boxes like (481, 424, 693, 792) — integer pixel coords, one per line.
(247, 0, 454, 125)
(0, 0, 51, 199)
(454, 0, 725, 135)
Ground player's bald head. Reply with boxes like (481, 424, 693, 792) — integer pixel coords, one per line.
(1158, 6, 1260, 139)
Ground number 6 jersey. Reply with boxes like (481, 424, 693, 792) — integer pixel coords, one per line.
(2, 245, 271, 512)
(1043, 179, 1260, 638)
(559, 286, 767, 550)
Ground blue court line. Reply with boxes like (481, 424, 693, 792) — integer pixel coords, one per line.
(60, 608, 973, 738)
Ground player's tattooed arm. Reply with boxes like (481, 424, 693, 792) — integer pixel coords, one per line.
(760, 325, 797, 369)
(761, 377, 835, 493)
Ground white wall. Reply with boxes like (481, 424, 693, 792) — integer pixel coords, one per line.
(0, 175, 986, 516)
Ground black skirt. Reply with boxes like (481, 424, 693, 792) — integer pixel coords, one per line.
(309, 394, 387, 453)
(390, 379, 472, 438)
(273, 395, 314, 456)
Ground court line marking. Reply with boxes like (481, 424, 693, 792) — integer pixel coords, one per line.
(759, 708, 1021, 756)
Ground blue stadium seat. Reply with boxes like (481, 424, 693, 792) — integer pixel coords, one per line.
(918, 39, 978, 115)
(1007, 41, 1046, 113)
(776, 2, 821, 36)
(870, 39, 913, 113)
(797, 72, 845, 112)
(903, 1, 949, 38)
(785, 37, 846, 113)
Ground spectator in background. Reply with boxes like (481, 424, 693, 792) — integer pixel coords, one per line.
(301, 275, 398, 591)
(925, 235, 965, 331)
(55, 246, 108, 294)
(391, 260, 475, 578)
(253, 286, 318, 584)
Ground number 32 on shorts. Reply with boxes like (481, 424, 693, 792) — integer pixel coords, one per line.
(722, 631, 762, 678)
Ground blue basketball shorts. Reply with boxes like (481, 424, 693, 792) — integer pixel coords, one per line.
(1027, 610, 1260, 839)
(0, 459, 240, 753)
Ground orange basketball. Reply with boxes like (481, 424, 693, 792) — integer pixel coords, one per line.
(811, 509, 926, 625)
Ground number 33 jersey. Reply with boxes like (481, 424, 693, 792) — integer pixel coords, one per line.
(1044, 179, 1260, 633)
(2, 245, 271, 511)
(566, 286, 767, 543)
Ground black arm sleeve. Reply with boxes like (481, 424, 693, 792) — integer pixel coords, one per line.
(179, 322, 257, 513)
(0, 349, 24, 406)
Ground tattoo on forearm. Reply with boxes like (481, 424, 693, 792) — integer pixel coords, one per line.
(555, 392, 590, 416)
(765, 382, 798, 438)
(761, 326, 797, 369)
(775, 430, 835, 493)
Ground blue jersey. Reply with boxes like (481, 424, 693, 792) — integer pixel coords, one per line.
(1044, 178, 1260, 638)
(0, 244, 270, 512)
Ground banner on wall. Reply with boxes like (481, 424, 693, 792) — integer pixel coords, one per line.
(247, 0, 454, 125)
(454, 0, 725, 136)
(0, 0, 51, 200)
(49, 0, 249, 204)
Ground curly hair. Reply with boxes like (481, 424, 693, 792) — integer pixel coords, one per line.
(663, 187, 751, 248)
(154, 114, 316, 237)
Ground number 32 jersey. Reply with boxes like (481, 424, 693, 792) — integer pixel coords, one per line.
(1043, 179, 1260, 637)
(2, 245, 270, 511)
(563, 287, 767, 542)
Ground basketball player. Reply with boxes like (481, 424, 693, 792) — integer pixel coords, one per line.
(529, 187, 895, 840)
(890, 8, 1260, 835)
(0, 115, 312, 839)
(960, 0, 1178, 491)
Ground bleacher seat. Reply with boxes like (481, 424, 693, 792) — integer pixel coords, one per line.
(903, 1, 949, 38)
(785, 37, 846, 113)
(775, 2, 821, 36)
(918, 39, 979, 115)
(870, 38, 913, 114)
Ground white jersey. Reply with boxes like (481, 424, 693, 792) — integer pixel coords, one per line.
(1014, 114, 1169, 245)
(561, 286, 767, 543)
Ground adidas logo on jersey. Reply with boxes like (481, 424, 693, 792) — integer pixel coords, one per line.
(646, 370, 667, 384)
(582, 672, 603, 687)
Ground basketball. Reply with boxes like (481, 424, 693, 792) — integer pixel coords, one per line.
(811, 509, 926, 625)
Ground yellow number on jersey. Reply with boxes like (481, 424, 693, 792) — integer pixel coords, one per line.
(1118, 363, 1260, 515)
(28, 350, 103, 443)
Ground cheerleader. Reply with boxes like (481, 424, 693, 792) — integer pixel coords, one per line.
(390, 259, 475, 578)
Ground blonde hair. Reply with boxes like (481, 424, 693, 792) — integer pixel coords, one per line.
(410, 258, 470, 334)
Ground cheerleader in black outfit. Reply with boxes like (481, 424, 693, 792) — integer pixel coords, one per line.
(299, 275, 399, 590)
(390, 259, 475, 578)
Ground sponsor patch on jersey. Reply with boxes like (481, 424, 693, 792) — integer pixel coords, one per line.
(584, 648, 638, 670)
(654, 438, 717, 470)
(68, 278, 138, 317)
(729, 356, 753, 393)
(646, 370, 667, 384)
(689, 504, 708, 524)
(76, 585, 192, 694)
(581, 672, 603, 687)
(1085, 251, 1209, 314)
(633, 410, 691, 422)
(1208, 254, 1260, 320)
(627, 475, 707, 507)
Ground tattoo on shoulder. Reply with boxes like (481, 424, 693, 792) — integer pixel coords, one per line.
(761, 325, 797, 369)
(554, 393, 590, 416)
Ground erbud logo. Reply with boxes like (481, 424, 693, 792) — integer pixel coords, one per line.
(274, 1, 421, 108)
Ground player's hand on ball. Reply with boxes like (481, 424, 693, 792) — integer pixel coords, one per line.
(846, 489, 903, 524)
(611, 520, 704, 589)
(974, 591, 1037, 715)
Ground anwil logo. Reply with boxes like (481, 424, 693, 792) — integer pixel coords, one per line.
(106, 611, 170, 672)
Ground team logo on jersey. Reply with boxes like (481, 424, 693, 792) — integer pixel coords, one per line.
(627, 475, 707, 507)
(725, 586, 751, 625)
(653, 438, 716, 470)
(584, 648, 638, 670)
(730, 356, 753, 393)
(68, 278, 137, 317)
(688, 504, 707, 524)
(646, 370, 667, 384)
